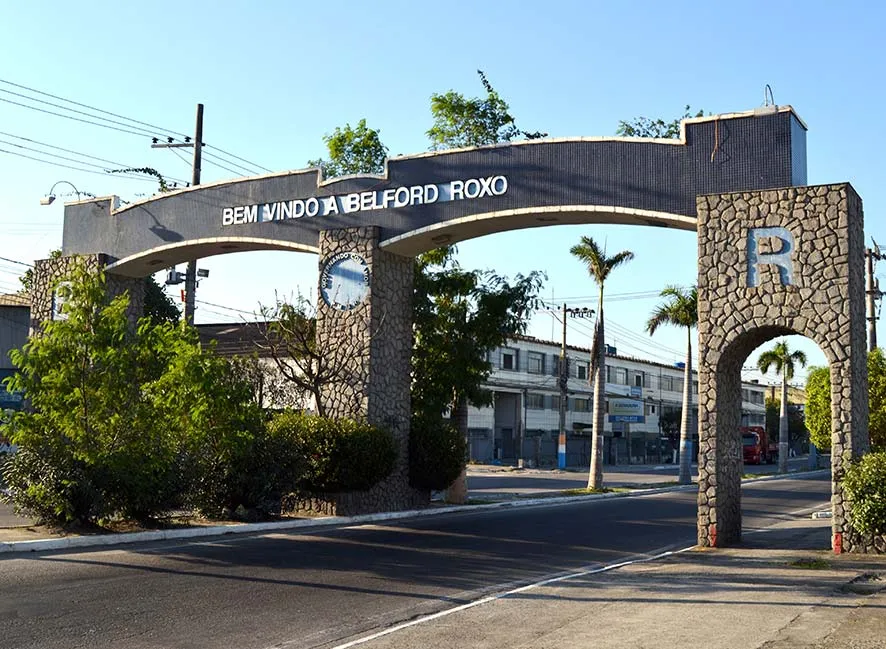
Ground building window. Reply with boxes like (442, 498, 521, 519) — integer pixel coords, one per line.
(574, 398, 590, 412)
(615, 368, 628, 385)
(550, 395, 561, 411)
(501, 348, 516, 370)
(527, 352, 544, 374)
(526, 392, 545, 409)
(577, 362, 589, 381)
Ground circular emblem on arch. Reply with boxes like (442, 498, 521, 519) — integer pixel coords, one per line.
(319, 252, 370, 310)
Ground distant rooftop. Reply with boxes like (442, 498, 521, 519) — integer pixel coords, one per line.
(0, 293, 30, 307)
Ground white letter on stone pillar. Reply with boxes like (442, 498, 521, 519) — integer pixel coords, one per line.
(747, 226, 795, 287)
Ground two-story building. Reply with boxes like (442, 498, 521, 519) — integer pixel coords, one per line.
(466, 334, 767, 467)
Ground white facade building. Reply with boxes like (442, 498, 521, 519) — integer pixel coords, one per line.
(466, 335, 767, 467)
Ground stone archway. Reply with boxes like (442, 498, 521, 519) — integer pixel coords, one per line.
(37, 106, 829, 519)
(696, 184, 870, 552)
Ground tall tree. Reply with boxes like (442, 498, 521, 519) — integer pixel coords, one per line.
(869, 348, 886, 450)
(616, 105, 705, 138)
(307, 119, 388, 178)
(646, 286, 698, 485)
(143, 276, 180, 325)
(805, 350, 886, 453)
(804, 366, 831, 452)
(427, 70, 546, 150)
(569, 236, 634, 489)
(413, 247, 544, 502)
(757, 340, 807, 473)
(412, 247, 544, 423)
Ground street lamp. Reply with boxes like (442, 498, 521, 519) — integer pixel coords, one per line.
(40, 181, 82, 205)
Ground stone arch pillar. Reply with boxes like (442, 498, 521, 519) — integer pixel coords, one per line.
(314, 226, 427, 514)
(697, 184, 869, 551)
(30, 253, 145, 334)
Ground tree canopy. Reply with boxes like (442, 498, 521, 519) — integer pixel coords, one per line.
(616, 105, 705, 139)
(427, 70, 546, 150)
(757, 341, 807, 382)
(569, 237, 635, 289)
(805, 366, 831, 451)
(308, 119, 388, 178)
(646, 286, 698, 335)
(412, 246, 544, 422)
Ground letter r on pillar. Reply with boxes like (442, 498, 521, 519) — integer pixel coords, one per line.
(747, 227, 795, 287)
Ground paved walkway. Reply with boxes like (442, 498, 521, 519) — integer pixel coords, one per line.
(334, 518, 886, 649)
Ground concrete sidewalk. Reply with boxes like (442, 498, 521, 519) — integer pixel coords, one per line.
(332, 518, 886, 649)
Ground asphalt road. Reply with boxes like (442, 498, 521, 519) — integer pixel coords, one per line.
(0, 474, 830, 649)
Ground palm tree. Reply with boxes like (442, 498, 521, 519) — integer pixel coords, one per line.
(646, 286, 698, 485)
(757, 340, 807, 473)
(569, 236, 634, 489)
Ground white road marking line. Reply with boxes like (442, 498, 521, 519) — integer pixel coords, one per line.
(325, 545, 695, 649)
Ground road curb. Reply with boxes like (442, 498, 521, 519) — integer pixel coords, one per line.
(0, 468, 829, 555)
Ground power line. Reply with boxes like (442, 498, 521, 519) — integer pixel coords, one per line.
(0, 78, 273, 174)
(0, 96, 157, 138)
(0, 137, 187, 185)
(0, 147, 160, 182)
(195, 298, 260, 316)
(161, 138, 256, 176)
(0, 256, 33, 280)
(0, 78, 188, 139)
(0, 87, 167, 139)
(205, 145, 272, 174)
(0, 130, 188, 185)
(200, 153, 251, 177)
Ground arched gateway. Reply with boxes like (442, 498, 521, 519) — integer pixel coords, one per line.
(33, 106, 871, 549)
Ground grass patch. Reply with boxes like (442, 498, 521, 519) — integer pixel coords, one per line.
(787, 558, 831, 570)
(562, 487, 613, 496)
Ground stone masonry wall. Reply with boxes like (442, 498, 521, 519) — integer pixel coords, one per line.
(697, 184, 873, 551)
(30, 254, 145, 333)
(312, 227, 427, 516)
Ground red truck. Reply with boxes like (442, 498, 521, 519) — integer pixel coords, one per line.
(741, 426, 776, 464)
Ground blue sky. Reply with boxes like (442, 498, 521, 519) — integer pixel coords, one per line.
(1, 0, 884, 386)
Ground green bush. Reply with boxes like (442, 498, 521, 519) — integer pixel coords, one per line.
(408, 416, 466, 491)
(3, 263, 274, 525)
(186, 417, 306, 519)
(1, 265, 196, 524)
(268, 411, 397, 494)
(1, 444, 102, 525)
(843, 451, 886, 537)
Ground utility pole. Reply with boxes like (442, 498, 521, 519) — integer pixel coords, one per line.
(554, 304, 594, 470)
(152, 103, 203, 324)
(866, 244, 883, 352)
(518, 388, 528, 469)
(558, 303, 568, 469)
(185, 104, 204, 325)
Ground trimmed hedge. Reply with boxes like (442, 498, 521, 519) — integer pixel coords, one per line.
(409, 416, 466, 491)
(267, 411, 397, 494)
(843, 451, 886, 537)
